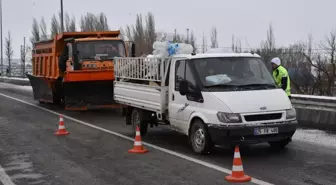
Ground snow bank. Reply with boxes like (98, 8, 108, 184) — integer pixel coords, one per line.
(292, 94, 336, 101)
(0, 76, 29, 81)
(0, 82, 32, 91)
(293, 128, 336, 148)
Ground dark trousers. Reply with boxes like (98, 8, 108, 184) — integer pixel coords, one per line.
(288, 96, 291, 100)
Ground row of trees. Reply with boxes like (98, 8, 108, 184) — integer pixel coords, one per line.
(23, 12, 336, 95)
(29, 11, 219, 56)
(31, 12, 110, 45)
(249, 24, 336, 96)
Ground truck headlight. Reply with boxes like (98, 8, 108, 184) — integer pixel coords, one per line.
(286, 108, 296, 119)
(217, 112, 242, 123)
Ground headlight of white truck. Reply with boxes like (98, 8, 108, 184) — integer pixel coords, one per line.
(286, 108, 296, 119)
(217, 112, 242, 123)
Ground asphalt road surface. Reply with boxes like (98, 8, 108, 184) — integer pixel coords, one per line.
(0, 82, 336, 185)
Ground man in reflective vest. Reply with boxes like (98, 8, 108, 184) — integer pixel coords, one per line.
(270, 57, 291, 99)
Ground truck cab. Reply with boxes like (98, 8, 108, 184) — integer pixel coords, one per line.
(114, 52, 298, 154)
(62, 37, 131, 72)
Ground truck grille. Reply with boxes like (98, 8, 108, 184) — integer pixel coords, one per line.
(244, 113, 282, 122)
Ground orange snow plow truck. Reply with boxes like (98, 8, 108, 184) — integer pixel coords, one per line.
(26, 31, 135, 110)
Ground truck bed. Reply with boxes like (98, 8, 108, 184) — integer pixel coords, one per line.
(114, 81, 167, 112)
(113, 57, 170, 114)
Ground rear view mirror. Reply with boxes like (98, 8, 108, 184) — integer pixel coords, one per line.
(179, 80, 188, 96)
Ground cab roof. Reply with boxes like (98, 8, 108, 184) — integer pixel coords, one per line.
(172, 52, 261, 59)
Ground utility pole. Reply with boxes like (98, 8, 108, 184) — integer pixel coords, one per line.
(21, 37, 26, 76)
(60, 0, 64, 33)
(186, 28, 189, 44)
(0, 0, 3, 76)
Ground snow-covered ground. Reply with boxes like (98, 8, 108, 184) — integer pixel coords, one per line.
(293, 129, 336, 148)
(1, 82, 336, 149)
(0, 76, 29, 81)
(0, 82, 32, 91)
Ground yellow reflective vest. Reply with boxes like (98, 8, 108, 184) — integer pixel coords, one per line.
(272, 65, 291, 96)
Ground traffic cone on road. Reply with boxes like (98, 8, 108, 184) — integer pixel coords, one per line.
(225, 145, 251, 183)
(128, 126, 148, 154)
(54, 115, 70, 136)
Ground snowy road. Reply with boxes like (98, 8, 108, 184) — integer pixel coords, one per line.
(0, 82, 336, 185)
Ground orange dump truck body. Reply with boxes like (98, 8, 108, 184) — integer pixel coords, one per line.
(27, 31, 132, 110)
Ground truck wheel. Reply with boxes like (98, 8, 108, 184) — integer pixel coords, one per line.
(190, 119, 213, 154)
(130, 108, 148, 136)
(268, 138, 291, 149)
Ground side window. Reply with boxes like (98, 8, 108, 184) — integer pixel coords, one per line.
(185, 61, 197, 91)
(67, 44, 72, 57)
(175, 60, 186, 91)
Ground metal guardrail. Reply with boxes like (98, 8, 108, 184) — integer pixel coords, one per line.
(0, 75, 335, 109)
(291, 94, 336, 110)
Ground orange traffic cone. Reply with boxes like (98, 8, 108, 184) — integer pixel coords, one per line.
(128, 126, 148, 154)
(225, 145, 251, 183)
(54, 115, 70, 136)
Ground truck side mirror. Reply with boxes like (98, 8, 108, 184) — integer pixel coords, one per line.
(179, 80, 188, 96)
(131, 42, 136, 57)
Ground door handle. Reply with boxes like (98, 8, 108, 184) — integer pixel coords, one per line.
(172, 93, 175, 101)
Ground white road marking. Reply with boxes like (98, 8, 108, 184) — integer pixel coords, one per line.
(0, 163, 15, 185)
(0, 92, 274, 185)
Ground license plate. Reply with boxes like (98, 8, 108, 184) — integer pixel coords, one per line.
(254, 127, 278, 135)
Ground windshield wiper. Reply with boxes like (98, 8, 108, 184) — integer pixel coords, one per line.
(239, 83, 277, 89)
(204, 84, 240, 88)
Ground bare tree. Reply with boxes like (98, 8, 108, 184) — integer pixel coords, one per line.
(202, 32, 207, 53)
(133, 14, 145, 56)
(189, 30, 196, 53)
(64, 13, 76, 32)
(305, 30, 336, 95)
(156, 32, 168, 42)
(258, 23, 277, 63)
(119, 27, 125, 40)
(40, 17, 48, 40)
(50, 14, 60, 38)
(231, 35, 242, 52)
(96, 12, 109, 31)
(64, 13, 71, 32)
(80, 13, 97, 31)
(173, 29, 184, 42)
(69, 15, 76, 32)
(210, 26, 218, 48)
(145, 12, 156, 54)
(125, 25, 133, 41)
(30, 18, 40, 46)
(5, 31, 13, 77)
(80, 12, 109, 32)
(266, 23, 275, 51)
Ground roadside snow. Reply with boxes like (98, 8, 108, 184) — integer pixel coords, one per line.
(293, 129, 336, 148)
(0, 82, 32, 91)
(0, 76, 29, 81)
(292, 94, 336, 101)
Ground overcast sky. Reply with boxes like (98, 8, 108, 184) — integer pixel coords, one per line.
(2, 0, 336, 58)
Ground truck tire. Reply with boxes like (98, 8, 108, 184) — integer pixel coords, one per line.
(268, 138, 291, 149)
(130, 108, 148, 136)
(189, 119, 213, 154)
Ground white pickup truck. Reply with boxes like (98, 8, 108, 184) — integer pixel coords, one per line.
(113, 52, 298, 154)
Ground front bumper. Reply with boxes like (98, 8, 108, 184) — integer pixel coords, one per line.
(206, 120, 298, 145)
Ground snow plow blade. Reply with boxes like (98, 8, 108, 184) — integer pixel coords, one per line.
(26, 73, 54, 103)
(62, 80, 120, 110)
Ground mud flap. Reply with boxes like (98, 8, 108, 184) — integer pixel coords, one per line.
(26, 74, 54, 103)
(63, 80, 117, 110)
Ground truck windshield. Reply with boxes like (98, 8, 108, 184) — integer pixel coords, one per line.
(77, 40, 126, 60)
(192, 57, 277, 91)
